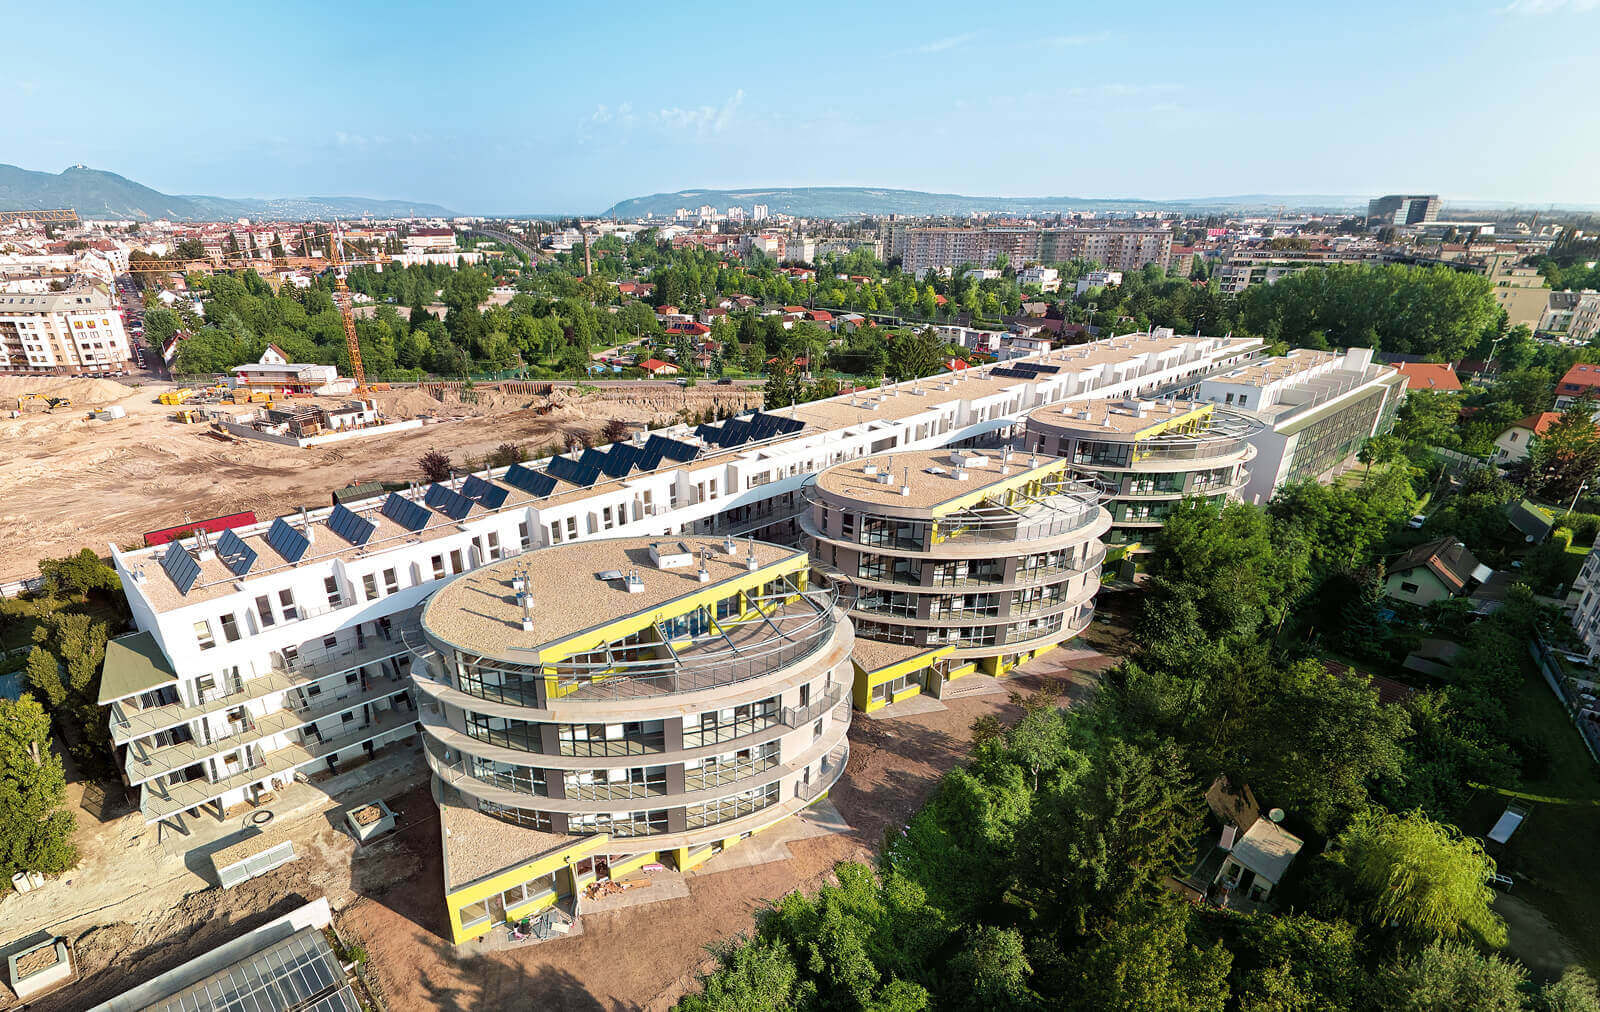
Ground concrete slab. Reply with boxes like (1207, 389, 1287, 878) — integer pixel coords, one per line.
(865, 694, 948, 721)
(939, 674, 1006, 700)
(580, 870, 690, 914)
(689, 799, 851, 876)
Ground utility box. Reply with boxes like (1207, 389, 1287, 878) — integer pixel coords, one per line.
(212, 829, 297, 889)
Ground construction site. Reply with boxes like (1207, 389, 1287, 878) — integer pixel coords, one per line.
(0, 374, 761, 584)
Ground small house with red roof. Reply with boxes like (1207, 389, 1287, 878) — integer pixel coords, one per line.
(1493, 411, 1581, 465)
(805, 309, 833, 324)
(1556, 362, 1600, 408)
(637, 358, 679, 376)
(1392, 362, 1462, 392)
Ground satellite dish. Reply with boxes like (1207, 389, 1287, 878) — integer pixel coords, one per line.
(1268, 808, 1285, 824)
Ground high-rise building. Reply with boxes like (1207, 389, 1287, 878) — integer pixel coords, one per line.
(1367, 194, 1441, 226)
(897, 227, 1041, 277)
(1038, 227, 1172, 272)
(751, 204, 770, 221)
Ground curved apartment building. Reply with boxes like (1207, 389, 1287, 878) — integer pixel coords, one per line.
(407, 536, 852, 942)
(801, 448, 1109, 711)
(1025, 398, 1255, 570)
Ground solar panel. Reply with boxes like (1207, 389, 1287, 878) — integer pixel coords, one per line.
(216, 528, 257, 576)
(424, 483, 473, 521)
(643, 434, 699, 463)
(381, 492, 431, 531)
(328, 503, 376, 546)
(718, 419, 751, 447)
(160, 540, 202, 595)
(547, 455, 602, 488)
(461, 474, 509, 509)
(502, 463, 557, 498)
(266, 517, 310, 563)
(693, 424, 720, 442)
(595, 443, 640, 478)
(578, 448, 609, 470)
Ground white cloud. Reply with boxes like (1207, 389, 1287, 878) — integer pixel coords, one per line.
(1502, 0, 1597, 12)
(900, 33, 977, 55)
(653, 90, 744, 135)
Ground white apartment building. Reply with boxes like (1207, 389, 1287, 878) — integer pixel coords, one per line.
(1196, 347, 1406, 504)
(0, 288, 133, 374)
(1074, 270, 1122, 296)
(99, 330, 1265, 838)
(1571, 291, 1600, 345)
(752, 204, 770, 221)
(403, 228, 458, 253)
(1017, 266, 1060, 292)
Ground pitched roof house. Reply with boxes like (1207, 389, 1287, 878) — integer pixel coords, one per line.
(1384, 536, 1492, 605)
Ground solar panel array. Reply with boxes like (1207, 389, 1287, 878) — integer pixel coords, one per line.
(150, 926, 359, 1012)
(748, 411, 805, 441)
(424, 483, 474, 521)
(989, 366, 1035, 379)
(461, 474, 509, 509)
(502, 463, 557, 498)
(589, 443, 640, 478)
(216, 528, 258, 576)
(266, 517, 310, 563)
(546, 455, 602, 488)
(328, 504, 376, 546)
(381, 492, 431, 532)
(161, 540, 202, 595)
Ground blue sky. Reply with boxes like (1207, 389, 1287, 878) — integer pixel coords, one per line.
(9, 0, 1599, 212)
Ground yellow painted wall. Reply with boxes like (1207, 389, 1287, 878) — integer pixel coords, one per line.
(444, 833, 609, 944)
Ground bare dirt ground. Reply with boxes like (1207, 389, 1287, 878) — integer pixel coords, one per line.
(0, 377, 761, 582)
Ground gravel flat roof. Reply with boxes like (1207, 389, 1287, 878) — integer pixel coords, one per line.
(814, 448, 1062, 513)
(422, 535, 804, 661)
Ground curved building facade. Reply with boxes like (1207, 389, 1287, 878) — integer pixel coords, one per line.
(1025, 398, 1255, 570)
(802, 448, 1109, 711)
(409, 536, 852, 942)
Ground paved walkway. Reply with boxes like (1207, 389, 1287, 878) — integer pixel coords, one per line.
(0, 742, 428, 942)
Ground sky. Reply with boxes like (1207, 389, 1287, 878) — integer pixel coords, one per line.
(8, 0, 1600, 213)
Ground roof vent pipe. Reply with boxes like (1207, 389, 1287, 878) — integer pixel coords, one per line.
(746, 537, 759, 571)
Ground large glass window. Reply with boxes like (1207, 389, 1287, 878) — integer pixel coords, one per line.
(557, 720, 667, 757)
(470, 757, 548, 795)
(685, 782, 779, 830)
(568, 808, 669, 838)
(684, 742, 780, 792)
(480, 801, 554, 831)
(683, 697, 780, 749)
(564, 765, 667, 801)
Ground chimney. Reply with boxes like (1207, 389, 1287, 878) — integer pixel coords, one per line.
(745, 537, 759, 571)
(900, 467, 911, 497)
(697, 549, 711, 583)
(300, 506, 314, 542)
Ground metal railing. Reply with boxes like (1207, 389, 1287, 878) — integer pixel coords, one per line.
(798, 742, 849, 801)
(781, 684, 846, 727)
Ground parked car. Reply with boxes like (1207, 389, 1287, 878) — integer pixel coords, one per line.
(1407, 514, 1427, 529)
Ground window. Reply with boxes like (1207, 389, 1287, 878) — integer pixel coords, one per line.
(602, 506, 614, 530)
(565, 517, 578, 539)
(487, 531, 501, 559)
(450, 549, 464, 574)
(518, 522, 532, 550)
(431, 555, 446, 580)
(383, 567, 399, 594)
(219, 614, 241, 643)
(255, 595, 275, 627)
(1401, 581, 1421, 594)
(278, 589, 298, 621)
(362, 574, 379, 601)
(194, 620, 216, 650)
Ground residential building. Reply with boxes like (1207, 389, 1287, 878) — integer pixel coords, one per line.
(1571, 291, 1600, 345)
(1367, 194, 1442, 226)
(1016, 266, 1060, 292)
(1196, 348, 1406, 504)
(0, 287, 132, 375)
(1555, 362, 1600, 409)
(1039, 227, 1171, 273)
(1383, 537, 1490, 606)
(1074, 269, 1123, 296)
(783, 237, 816, 264)
(802, 449, 1107, 710)
(1486, 255, 1552, 329)
(403, 228, 457, 253)
(1493, 412, 1561, 464)
(1391, 362, 1462, 393)
(1025, 398, 1256, 564)
(897, 227, 1041, 277)
(230, 344, 354, 395)
(96, 328, 1264, 925)
(1212, 249, 1376, 295)
(1540, 291, 1583, 335)
(1172, 777, 1304, 909)
(751, 204, 770, 222)
(413, 536, 851, 942)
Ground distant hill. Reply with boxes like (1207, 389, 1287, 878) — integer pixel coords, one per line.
(0, 164, 455, 221)
(602, 186, 1369, 219)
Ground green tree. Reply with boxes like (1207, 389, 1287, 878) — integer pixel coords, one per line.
(23, 647, 64, 709)
(39, 548, 120, 598)
(0, 694, 78, 880)
(678, 937, 799, 1012)
(1525, 394, 1600, 501)
(1330, 808, 1507, 947)
(1380, 941, 1526, 1012)
(1071, 901, 1232, 1012)
(887, 328, 945, 382)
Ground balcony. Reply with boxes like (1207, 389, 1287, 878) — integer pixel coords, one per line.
(798, 742, 849, 802)
(138, 705, 419, 823)
(110, 619, 420, 744)
(121, 669, 412, 786)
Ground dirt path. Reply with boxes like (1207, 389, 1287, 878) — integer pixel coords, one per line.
(0, 379, 760, 583)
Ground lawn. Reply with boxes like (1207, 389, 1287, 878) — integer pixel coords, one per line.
(1464, 651, 1600, 978)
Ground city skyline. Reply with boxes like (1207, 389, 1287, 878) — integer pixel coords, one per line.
(8, 0, 1600, 212)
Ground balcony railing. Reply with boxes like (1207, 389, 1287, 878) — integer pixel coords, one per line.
(798, 742, 849, 802)
(781, 684, 846, 728)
